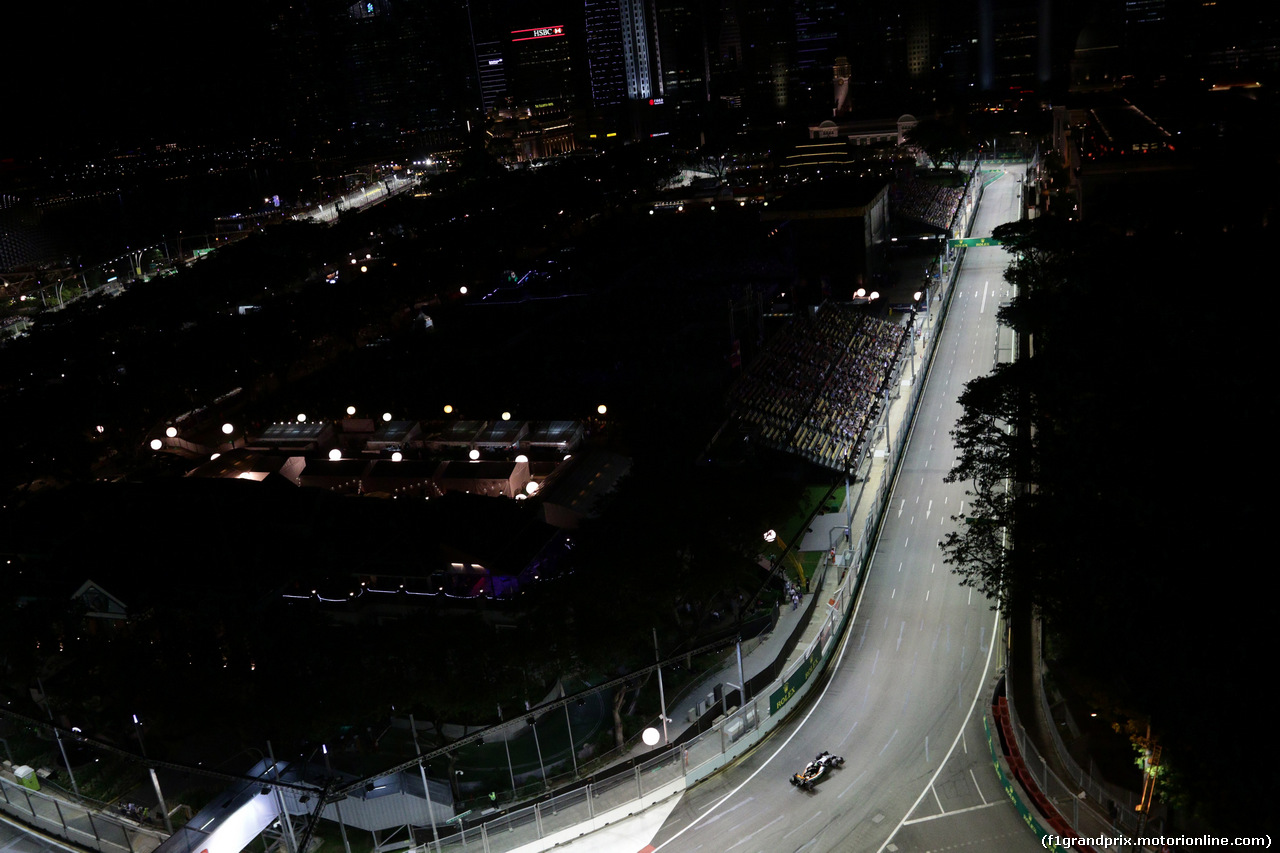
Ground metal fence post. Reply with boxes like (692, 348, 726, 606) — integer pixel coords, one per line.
(586, 781, 594, 819)
(534, 802, 543, 838)
(87, 811, 102, 848)
(634, 766, 642, 801)
(53, 799, 69, 833)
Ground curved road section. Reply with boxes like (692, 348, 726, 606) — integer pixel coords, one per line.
(625, 166, 1039, 853)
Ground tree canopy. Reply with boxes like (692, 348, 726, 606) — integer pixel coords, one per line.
(940, 216, 1272, 831)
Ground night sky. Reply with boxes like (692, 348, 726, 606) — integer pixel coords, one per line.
(9, 2, 276, 155)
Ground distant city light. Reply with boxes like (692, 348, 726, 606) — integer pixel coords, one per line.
(501, 411, 511, 421)
(382, 412, 392, 422)
(443, 404, 454, 414)
(347, 406, 356, 416)
(597, 404, 607, 415)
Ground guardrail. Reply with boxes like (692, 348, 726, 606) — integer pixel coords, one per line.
(0, 775, 166, 853)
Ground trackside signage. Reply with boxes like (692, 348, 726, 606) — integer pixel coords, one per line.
(770, 645, 822, 715)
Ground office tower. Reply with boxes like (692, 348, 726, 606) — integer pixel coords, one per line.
(509, 24, 576, 107)
(654, 0, 712, 110)
(585, 0, 628, 106)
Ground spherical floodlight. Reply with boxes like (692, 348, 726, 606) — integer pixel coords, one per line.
(515, 493, 527, 501)
(854, 288, 866, 298)
(443, 404, 454, 414)
(96, 425, 105, 434)
(469, 449, 480, 460)
(297, 413, 307, 423)
(222, 423, 234, 435)
(869, 291, 880, 300)
(913, 291, 923, 301)
(515, 454, 529, 463)
(382, 412, 392, 422)
(210, 453, 221, 460)
(149, 439, 163, 451)
(391, 451, 403, 462)
(165, 426, 178, 438)
(764, 529, 777, 543)
(525, 481, 539, 495)
(328, 449, 342, 461)
(360, 266, 368, 273)
(563, 454, 572, 461)
(459, 286, 468, 295)
(501, 411, 511, 421)
(347, 406, 357, 416)
(642, 727, 661, 746)
(597, 404, 607, 415)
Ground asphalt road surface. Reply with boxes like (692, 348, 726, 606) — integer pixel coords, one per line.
(641, 166, 1042, 853)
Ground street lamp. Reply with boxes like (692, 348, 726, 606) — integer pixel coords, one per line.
(132, 715, 173, 834)
(322, 745, 353, 853)
(408, 715, 442, 853)
(222, 422, 236, 450)
(765, 529, 807, 589)
(653, 628, 670, 745)
(527, 717, 547, 788)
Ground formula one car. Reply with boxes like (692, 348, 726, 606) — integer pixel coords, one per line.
(789, 751, 845, 790)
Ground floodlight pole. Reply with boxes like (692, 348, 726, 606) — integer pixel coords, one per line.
(408, 716, 442, 853)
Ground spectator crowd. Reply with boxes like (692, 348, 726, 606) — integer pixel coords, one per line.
(892, 179, 965, 232)
(729, 304, 906, 471)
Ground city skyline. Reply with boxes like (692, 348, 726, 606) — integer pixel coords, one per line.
(10, 0, 1275, 160)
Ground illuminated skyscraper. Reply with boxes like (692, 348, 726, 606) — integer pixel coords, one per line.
(585, 0, 628, 106)
(509, 24, 576, 107)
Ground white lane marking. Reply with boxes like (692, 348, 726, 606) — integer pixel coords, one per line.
(876, 606, 1001, 852)
(725, 814, 785, 850)
(900, 800, 1004, 826)
(878, 729, 898, 756)
(932, 785, 945, 813)
(926, 500, 932, 520)
(840, 720, 858, 746)
(783, 811, 821, 839)
(970, 768, 987, 804)
(838, 770, 867, 799)
(698, 797, 755, 827)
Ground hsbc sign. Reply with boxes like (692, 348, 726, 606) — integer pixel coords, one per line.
(512, 25, 565, 40)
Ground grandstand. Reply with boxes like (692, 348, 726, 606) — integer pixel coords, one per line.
(728, 303, 906, 472)
(891, 175, 966, 232)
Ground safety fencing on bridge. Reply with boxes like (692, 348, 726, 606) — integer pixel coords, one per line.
(0, 774, 166, 853)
